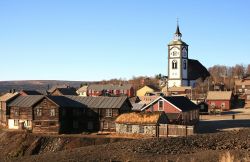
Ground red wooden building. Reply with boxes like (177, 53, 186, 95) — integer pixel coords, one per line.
(87, 84, 134, 97)
(141, 96, 199, 125)
(206, 91, 233, 113)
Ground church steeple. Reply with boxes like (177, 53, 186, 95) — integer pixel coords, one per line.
(174, 19, 182, 40)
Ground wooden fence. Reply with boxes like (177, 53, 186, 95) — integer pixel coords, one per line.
(159, 124, 195, 137)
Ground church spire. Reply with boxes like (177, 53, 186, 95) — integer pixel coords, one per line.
(174, 18, 182, 40)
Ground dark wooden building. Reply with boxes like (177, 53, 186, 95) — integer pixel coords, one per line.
(32, 96, 88, 134)
(66, 96, 132, 132)
(87, 84, 135, 97)
(8, 95, 44, 130)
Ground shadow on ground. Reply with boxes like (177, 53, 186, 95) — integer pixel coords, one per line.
(197, 119, 250, 133)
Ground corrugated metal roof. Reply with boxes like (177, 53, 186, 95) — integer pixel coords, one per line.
(8, 95, 44, 107)
(47, 96, 84, 108)
(132, 103, 145, 111)
(65, 96, 130, 109)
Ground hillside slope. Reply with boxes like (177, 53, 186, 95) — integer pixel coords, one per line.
(3, 129, 250, 162)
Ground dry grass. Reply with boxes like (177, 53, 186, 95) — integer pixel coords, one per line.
(115, 112, 163, 125)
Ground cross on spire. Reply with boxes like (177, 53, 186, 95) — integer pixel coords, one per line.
(174, 18, 182, 40)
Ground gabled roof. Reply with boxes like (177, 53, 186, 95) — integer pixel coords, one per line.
(132, 103, 146, 111)
(168, 86, 191, 92)
(21, 90, 43, 95)
(142, 96, 198, 112)
(48, 85, 68, 93)
(0, 92, 19, 102)
(77, 86, 88, 93)
(188, 59, 210, 80)
(46, 96, 84, 108)
(88, 84, 133, 91)
(8, 95, 44, 107)
(65, 96, 131, 109)
(53, 88, 77, 95)
(206, 91, 232, 100)
(115, 111, 167, 125)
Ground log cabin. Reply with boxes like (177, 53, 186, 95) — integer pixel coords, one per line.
(66, 96, 132, 132)
(8, 95, 44, 130)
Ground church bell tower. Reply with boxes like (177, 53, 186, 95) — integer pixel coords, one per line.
(167, 22, 189, 88)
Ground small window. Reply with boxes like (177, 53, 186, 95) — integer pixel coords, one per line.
(14, 120, 19, 126)
(139, 125, 144, 133)
(221, 102, 225, 108)
(14, 109, 19, 116)
(158, 100, 164, 111)
(50, 109, 56, 116)
(126, 125, 132, 133)
(183, 60, 187, 70)
(26, 120, 31, 126)
(36, 108, 42, 116)
(172, 60, 177, 69)
(106, 109, 112, 117)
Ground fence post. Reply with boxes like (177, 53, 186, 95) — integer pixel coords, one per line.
(167, 124, 169, 137)
(185, 125, 188, 137)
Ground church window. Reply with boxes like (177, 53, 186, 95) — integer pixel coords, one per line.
(172, 60, 177, 69)
(183, 60, 187, 69)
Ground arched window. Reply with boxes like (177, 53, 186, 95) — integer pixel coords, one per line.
(172, 60, 177, 69)
(183, 60, 187, 69)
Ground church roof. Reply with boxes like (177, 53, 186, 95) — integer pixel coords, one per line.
(168, 40, 188, 46)
(175, 25, 182, 36)
(188, 59, 210, 80)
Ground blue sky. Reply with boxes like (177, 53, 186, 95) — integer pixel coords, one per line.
(0, 0, 249, 81)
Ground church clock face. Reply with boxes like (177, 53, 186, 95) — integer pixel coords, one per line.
(170, 47, 180, 57)
(182, 48, 187, 58)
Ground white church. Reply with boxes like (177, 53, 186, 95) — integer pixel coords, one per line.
(167, 24, 209, 88)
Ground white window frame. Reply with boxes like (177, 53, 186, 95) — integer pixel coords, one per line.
(14, 119, 19, 126)
(50, 109, 56, 116)
(158, 100, 164, 111)
(36, 108, 42, 116)
(106, 109, 112, 117)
